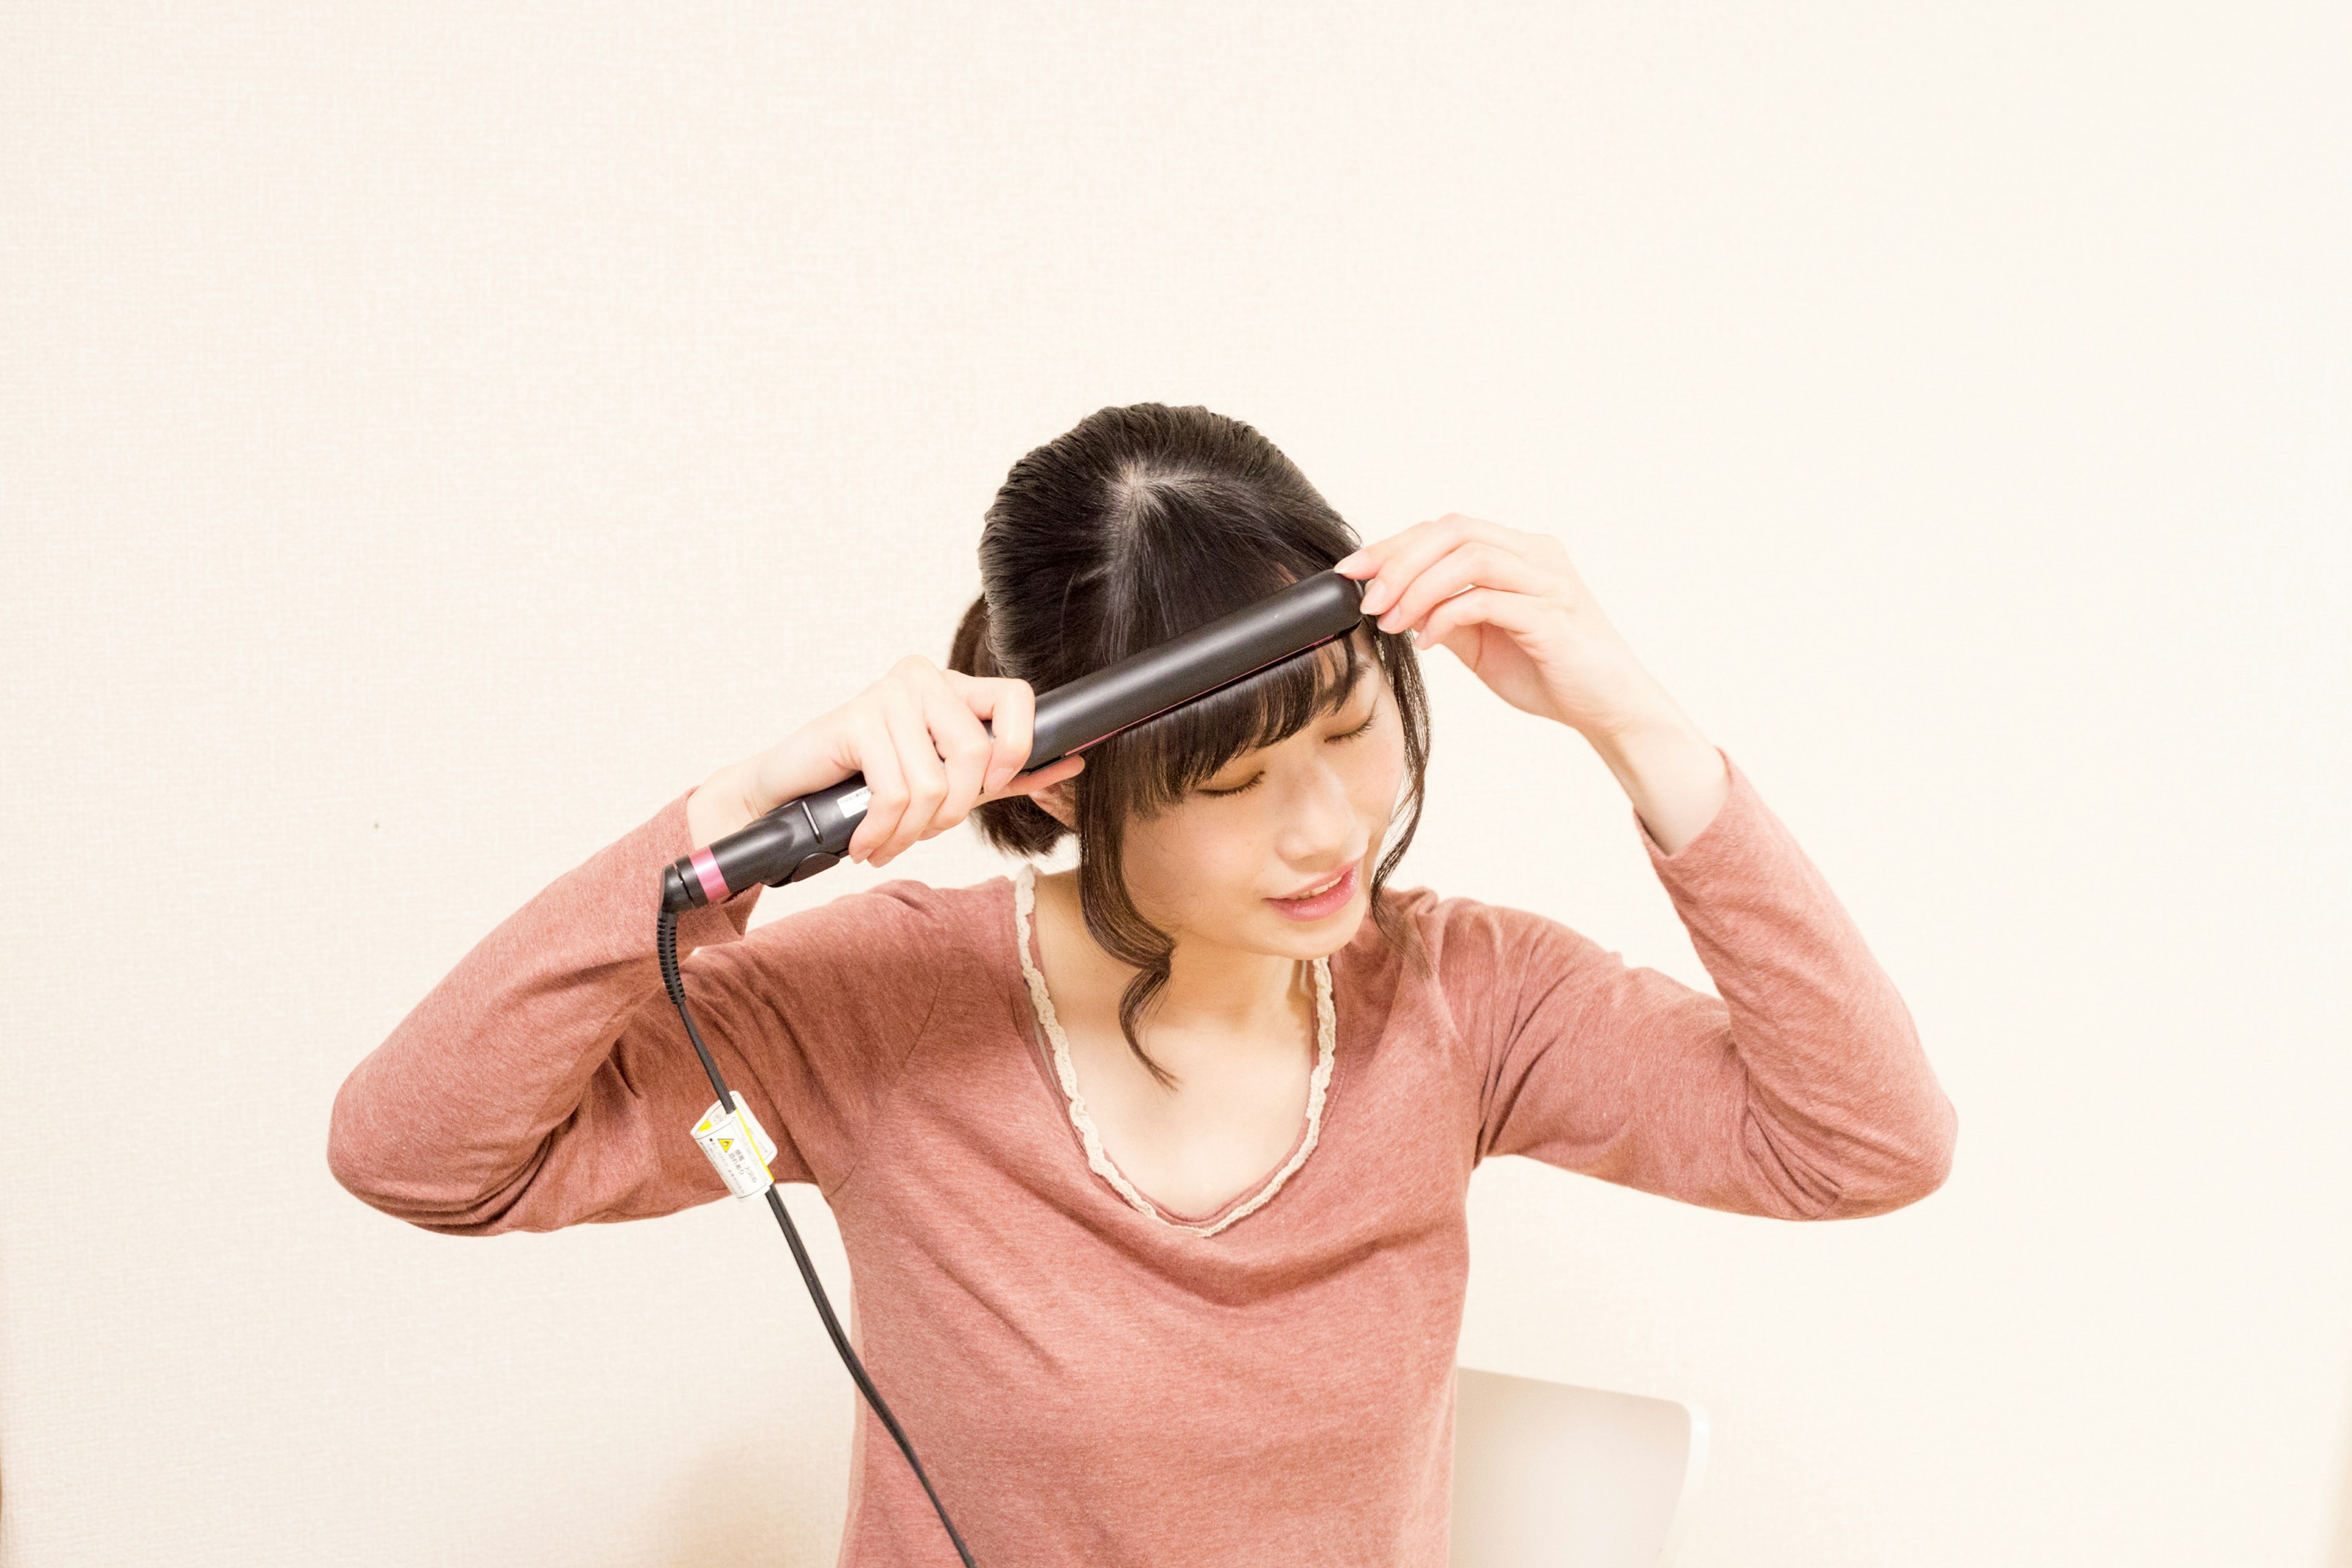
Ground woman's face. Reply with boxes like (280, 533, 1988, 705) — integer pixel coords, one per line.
(1042, 660, 1408, 961)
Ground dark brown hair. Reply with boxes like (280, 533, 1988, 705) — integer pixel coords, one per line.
(947, 402, 1433, 1090)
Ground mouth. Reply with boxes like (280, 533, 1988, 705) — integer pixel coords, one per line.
(1265, 860, 1360, 921)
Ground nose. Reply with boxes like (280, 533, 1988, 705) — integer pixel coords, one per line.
(1276, 758, 1360, 870)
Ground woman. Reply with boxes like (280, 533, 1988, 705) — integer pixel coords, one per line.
(328, 402, 1958, 1567)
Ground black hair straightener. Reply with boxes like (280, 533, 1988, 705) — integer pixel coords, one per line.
(650, 569, 1366, 1566)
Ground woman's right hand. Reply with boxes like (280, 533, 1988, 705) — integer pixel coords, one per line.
(690, 655, 1084, 863)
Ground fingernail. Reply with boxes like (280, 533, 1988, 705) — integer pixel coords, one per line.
(1335, 551, 1364, 573)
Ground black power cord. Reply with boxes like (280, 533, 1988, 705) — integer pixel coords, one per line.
(657, 906, 978, 1567)
(636, 573, 1368, 1564)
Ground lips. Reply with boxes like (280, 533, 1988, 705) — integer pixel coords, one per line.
(1276, 867, 1350, 901)
(1265, 860, 1360, 919)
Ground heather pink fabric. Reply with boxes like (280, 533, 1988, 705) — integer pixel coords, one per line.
(328, 746, 1956, 1566)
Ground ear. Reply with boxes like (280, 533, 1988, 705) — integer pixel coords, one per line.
(1028, 778, 1078, 831)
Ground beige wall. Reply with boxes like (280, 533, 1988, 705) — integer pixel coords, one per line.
(4, 4, 2348, 1564)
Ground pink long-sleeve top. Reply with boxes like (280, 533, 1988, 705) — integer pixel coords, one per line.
(327, 747, 1956, 1567)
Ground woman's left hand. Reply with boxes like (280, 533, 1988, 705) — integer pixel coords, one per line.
(1334, 514, 1673, 741)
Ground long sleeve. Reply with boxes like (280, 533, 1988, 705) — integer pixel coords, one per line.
(1453, 747, 1958, 1221)
(326, 783, 948, 1235)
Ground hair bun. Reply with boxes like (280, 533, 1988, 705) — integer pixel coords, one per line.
(949, 592, 997, 679)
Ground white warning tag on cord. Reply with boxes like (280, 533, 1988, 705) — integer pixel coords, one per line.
(691, 1092, 779, 1199)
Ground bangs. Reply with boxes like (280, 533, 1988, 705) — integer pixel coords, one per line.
(1107, 621, 1380, 814)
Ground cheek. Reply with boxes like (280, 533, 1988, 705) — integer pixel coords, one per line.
(1354, 725, 1410, 821)
(1124, 813, 1259, 912)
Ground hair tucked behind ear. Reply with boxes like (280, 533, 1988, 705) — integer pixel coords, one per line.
(944, 402, 1432, 1091)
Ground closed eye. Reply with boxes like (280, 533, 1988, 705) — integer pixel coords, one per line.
(1198, 708, 1379, 797)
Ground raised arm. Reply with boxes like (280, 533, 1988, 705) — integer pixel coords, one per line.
(328, 648, 1087, 1236)
(1458, 748, 1958, 1221)
(328, 783, 780, 1235)
(325, 783, 942, 1234)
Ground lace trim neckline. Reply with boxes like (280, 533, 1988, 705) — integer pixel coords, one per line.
(1009, 861, 1336, 1238)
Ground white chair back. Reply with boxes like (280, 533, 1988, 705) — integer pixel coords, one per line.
(1450, 1365, 1709, 1568)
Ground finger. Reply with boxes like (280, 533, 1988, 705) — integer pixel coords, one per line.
(1004, 752, 1084, 800)
(1332, 522, 1425, 581)
(1417, 584, 1545, 650)
(1355, 515, 1517, 619)
(873, 680, 949, 866)
(919, 671, 997, 831)
(952, 673, 1038, 796)
(861, 682, 931, 865)
(844, 708, 908, 864)
(1376, 540, 1555, 638)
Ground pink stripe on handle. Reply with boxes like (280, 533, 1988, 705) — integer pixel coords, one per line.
(689, 848, 731, 905)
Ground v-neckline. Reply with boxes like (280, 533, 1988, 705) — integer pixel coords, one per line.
(1004, 862, 1338, 1237)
